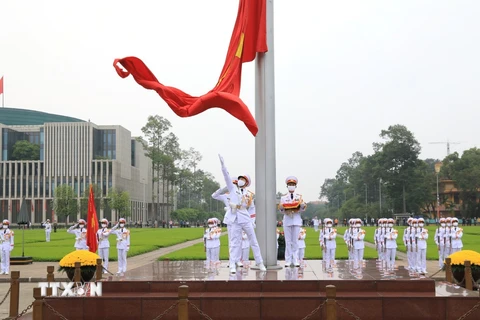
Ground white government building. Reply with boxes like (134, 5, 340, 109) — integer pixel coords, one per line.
(0, 107, 160, 225)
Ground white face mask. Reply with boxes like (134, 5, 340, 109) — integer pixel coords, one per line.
(2, 225, 7, 229)
(326, 224, 332, 228)
(119, 223, 125, 228)
(447, 223, 452, 227)
(79, 224, 85, 228)
(208, 224, 215, 228)
(441, 223, 446, 227)
(355, 224, 361, 228)
(388, 223, 393, 228)
(287, 185, 296, 192)
(237, 180, 246, 187)
(453, 222, 458, 227)
(101, 224, 107, 228)
(419, 223, 424, 227)
(413, 223, 418, 227)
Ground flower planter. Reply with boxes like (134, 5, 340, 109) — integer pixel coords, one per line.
(451, 269, 480, 289)
(65, 267, 96, 283)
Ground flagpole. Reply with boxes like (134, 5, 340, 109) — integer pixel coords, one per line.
(255, 0, 279, 269)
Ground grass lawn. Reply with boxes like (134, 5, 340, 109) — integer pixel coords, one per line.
(159, 226, 480, 261)
(9, 227, 205, 261)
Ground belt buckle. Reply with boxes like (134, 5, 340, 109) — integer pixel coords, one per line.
(236, 205, 241, 209)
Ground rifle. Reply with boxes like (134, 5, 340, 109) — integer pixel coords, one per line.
(321, 225, 326, 253)
(409, 227, 413, 252)
(415, 227, 418, 253)
(350, 227, 354, 253)
(383, 227, 387, 253)
(437, 229, 440, 252)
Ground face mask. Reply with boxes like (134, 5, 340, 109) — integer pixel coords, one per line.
(101, 224, 107, 228)
(237, 180, 246, 187)
(453, 222, 458, 227)
(208, 224, 215, 228)
(355, 224, 361, 228)
(287, 186, 296, 192)
(79, 224, 85, 228)
(326, 224, 332, 228)
(419, 223, 424, 227)
(388, 223, 393, 228)
(447, 223, 452, 227)
(119, 223, 125, 228)
(441, 223, 446, 227)
(2, 225, 7, 229)
(413, 223, 418, 227)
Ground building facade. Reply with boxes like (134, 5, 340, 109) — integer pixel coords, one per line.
(0, 107, 157, 225)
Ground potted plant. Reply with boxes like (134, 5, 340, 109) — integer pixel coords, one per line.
(58, 250, 101, 283)
(445, 250, 480, 288)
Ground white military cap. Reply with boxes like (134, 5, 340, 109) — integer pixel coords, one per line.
(285, 176, 298, 185)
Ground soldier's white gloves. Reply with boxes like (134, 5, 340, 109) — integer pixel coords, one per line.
(229, 203, 237, 210)
(218, 154, 225, 167)
(224, 207, 229, 212)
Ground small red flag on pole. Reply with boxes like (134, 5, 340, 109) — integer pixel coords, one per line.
(86, 185, 99, 253)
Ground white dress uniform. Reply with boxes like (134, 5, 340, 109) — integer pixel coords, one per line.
(297, 228, 306, 264)
(319, 220, 337, 270)
(0, 221, 14, 274)
(241, 231, 250, 264)
(384, 223, 398, 272)
(212, 183, 237, 259)
(450, 221, 463, 253)
(409, 219, 419, 270)
(415, 222, 428, 274)
(352, 224, 366, 270)
(313, 218, 319, 232)
(219, 155, 266, 273)
(67, 223, 88, 250)
(111, 222, 130, 274)
(403, 219, 414, 271)
(97, 224, 113, 272)
(434, 219, 448, 269)
(204, 224, 221, 267)
(374, 223, 382, 262)
(444, 219, 452, 257)
(44, 222, 52, 242)
(345, 220, 354, 262)
(279, 176, 306, 267)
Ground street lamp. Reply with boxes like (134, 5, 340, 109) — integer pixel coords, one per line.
(142, 178, 147, 228)
(364, 183, 368, 222)
(434, 162, 443, 221)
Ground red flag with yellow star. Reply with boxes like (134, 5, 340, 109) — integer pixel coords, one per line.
(86, 185, 99, 253)
(113, 0, 266, 136)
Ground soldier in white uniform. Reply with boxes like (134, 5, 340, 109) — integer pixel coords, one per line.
(434, 218, 447, 269)
(44, 219, 52, 242)
(352, 219, 366, 270)
(278, 176, 307, 267)
(67, 219, 88, 250)
(410, 218, 418, 272)
(403, 217, 414, 271)
(0, 220, 14, 275)
(97, 218, 113, 273)
(374, 218, 382, 263)
(313, 216, 319, 232)
(345, 219, 354, 264)
(111, 218, 130, 275)
(204, 218, 221, 268)
(450, 217, 463, 253)
(297, 228, 306, 266)
(415, 218, 428, 274)
(218, 155, 266, 273)
(212, 177, 238, 260)
(445, 217, 453, 257)
(319, 218, 337, 271)
(385, 218, 398, 273)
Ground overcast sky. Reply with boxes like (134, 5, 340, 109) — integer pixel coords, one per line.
(1, 0, 479, 202)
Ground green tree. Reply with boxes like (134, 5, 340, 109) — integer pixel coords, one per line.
(53, 185, 78, 226)
(108, 188, 131, 217)
(11, 140, 40, 160)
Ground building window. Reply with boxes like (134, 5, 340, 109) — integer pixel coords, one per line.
(93, 129, 117, 160)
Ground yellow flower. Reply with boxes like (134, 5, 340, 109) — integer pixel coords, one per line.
(59, 250, 101, 268)
(447, 250, 480, 266)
